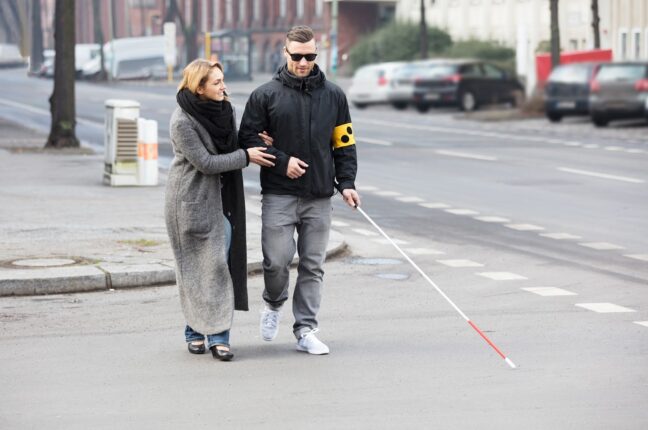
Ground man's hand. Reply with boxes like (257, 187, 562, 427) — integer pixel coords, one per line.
(286, 156, 308, 179)
(342, 189, 361, 208)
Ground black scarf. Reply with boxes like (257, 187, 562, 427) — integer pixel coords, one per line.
(176, 88, 236, 154)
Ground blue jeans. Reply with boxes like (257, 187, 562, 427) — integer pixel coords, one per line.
(184, 215, 232, 348)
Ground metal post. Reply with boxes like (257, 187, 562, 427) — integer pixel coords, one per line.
(204, 32, 211, 60)
(108, 0, 115, 80)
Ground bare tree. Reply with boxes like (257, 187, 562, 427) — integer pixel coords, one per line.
(164, 0, 198, 64)
(46, 0, 79, 149)
(92, 0, 107, 80)
(419, 0, 428, 59)
(549, 0, 560, 69)
(30, 0, 45, 74)
(591, 0, 600, 49)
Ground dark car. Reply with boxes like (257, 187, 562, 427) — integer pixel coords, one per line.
(589, 62, 648, 126)
(411, 60, 524, 112)
(544, 62, 602, 122)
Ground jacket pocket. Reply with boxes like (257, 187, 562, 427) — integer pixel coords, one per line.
(180, 200, 213, 237)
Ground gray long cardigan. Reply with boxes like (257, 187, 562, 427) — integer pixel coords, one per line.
(165, 107, 248, 335)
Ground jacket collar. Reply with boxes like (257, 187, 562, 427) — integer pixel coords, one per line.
(275, 64, 326, 92)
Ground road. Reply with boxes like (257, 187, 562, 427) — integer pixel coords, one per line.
(1, 68, 647, 429)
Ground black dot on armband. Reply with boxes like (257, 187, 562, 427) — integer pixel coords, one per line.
(341, 135, 350, 143)
(347, 127, 353, 134)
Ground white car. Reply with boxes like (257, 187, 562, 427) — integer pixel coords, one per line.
(348, 61, 406, 109)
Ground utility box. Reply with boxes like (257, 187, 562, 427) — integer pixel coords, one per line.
(104, 99, 140, 186)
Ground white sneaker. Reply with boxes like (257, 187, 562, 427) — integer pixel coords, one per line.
(260, 305, 280, 341)
(296, 329, 329, 355)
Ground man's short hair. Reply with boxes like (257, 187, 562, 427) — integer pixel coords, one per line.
(286, 25, 314, 44)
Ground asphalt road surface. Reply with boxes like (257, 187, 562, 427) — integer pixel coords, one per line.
(1, 68, 647, 429)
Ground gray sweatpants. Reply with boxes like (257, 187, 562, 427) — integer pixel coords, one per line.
(261, 194, 332, 339)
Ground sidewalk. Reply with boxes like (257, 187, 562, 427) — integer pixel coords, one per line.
(0, 117, 346, 296)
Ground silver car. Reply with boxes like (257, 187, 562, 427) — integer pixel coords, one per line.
(348, 61, 406, 109)
(589, 62, 648, 126)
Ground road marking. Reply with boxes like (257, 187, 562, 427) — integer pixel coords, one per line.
(0, 98, 103, 129)
(625, 254, 648, 262)
(419, 202, 451, 209)
(352, 228, 379, 237)
(563, 141, 582, 147)
(404, 248, 445, 255)
(435, 150, 497, 161)
(522, 287, 577, 296)
(582, 143, 599, 149)
(445, 209, 480, 216)
(505, 223, 545, 231)
(436, 259, 484, 268)
(477, 272, 528, 281)
(332, 220, 350, 228)
(373, 190, 402, 197)
(540, 232, 582, 240)
(373, 238, 409, 245)
(579, 242, 625, 251)
(604, 146, 623, 151)
(396, 196, 425, 203)
(557, 167, 645, 184)
(634, 321, 648, 328)
(357, 137, 392, 146)
(625, 148, 644, 154)
(575, 303, 636, 313)
(474, 216, 511, 223)
(355, 185, 378, 192)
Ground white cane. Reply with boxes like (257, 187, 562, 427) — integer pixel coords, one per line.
(355, 206, 517, 369)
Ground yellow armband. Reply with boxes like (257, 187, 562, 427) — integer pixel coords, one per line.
(332, 123, 356, 149)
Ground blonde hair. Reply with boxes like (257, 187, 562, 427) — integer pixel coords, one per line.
(177, 59, 226, 97)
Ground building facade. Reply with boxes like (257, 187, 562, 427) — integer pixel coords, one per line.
(38, 0, 394, 76)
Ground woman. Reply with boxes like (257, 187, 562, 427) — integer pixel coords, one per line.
(165, 59, 275, 361)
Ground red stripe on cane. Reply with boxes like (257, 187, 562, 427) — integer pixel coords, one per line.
(468, 320, 506, 360)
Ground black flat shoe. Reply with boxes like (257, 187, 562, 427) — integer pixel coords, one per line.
(187, 342, 206, 355)
(210, 345, 234, 361)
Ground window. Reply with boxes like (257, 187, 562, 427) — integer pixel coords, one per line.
(253, 0, 261, 21)
(239, 0, 246, 23)
(225, 0, 233, 23)
(296, 0, 304, 18)
(461, 64, 483, 78)
(569, 39, 578, 51)
(633, 29, 641, 60)
(619, 30, 628, 60)
(280, 0, 287, 17)
(315, 0, 323, 17)
(212, 0, 220, 30)
(482, 63, 504, 79)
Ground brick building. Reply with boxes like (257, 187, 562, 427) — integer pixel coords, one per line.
(41, 0, 395, 76)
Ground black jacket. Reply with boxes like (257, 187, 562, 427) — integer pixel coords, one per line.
(238, 65, 357, 198)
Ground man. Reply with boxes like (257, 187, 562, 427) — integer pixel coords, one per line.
(238, 25, 360, 355)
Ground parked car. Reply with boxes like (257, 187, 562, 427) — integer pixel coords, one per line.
(589, 62, 648, 126)
(544, 62, 602, 122)
(411, 60, 524, 112)
(39, 44, 101, 78)
(388, 59, 447, 110)
(82, 36, 167, 80)
(348, 61, 406, 109)
(0, 43, 26, 68)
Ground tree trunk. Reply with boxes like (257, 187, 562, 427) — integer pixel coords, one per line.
(30, 0, 45, 74)
(591, 0, 600, 49)
(92, 0, 107, 80)
(166, 0, 196, 65)
(550, 0, 560, 69)
(419, 0, 428, 59)
(46, 0, 79, 149)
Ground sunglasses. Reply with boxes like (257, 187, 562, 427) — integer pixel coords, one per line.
(285, 48, 317, 62)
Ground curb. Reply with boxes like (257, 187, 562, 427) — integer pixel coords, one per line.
(0, 236, 348, 297)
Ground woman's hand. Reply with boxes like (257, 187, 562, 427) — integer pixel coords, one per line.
(247, 147, 276, 167)
(258, 130, 273, 146)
